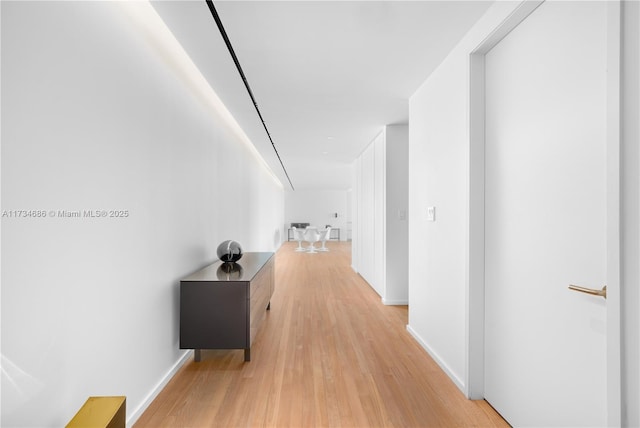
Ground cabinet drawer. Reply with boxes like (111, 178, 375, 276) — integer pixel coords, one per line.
(249, 263, 272, 344)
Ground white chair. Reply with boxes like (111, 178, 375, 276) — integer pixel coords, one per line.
(292, 226, 306, 252)
(303, 227, 320, 253)
(318, 227, 331, 252)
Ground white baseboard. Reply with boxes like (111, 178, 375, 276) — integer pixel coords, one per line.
(382, 299, 408, 305)
(406, 324, 466, 394)
(127, 350, 193, 427)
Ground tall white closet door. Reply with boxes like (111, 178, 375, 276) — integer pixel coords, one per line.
(484, 1, 608, 426)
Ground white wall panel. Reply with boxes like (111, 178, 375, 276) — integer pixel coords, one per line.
(352, 127, 408, 303)
(352, 156, 362, 271)
(359, 142, 377, 293)
(374, 132, 386, 297)
(385, 125, 409, 304)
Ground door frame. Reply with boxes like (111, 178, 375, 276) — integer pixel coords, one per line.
(465, 1, 622, 425)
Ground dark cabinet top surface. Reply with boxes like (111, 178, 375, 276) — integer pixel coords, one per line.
(181, 252, 274, 283)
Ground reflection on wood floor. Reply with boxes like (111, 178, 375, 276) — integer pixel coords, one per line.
(134, 241, 508, 427)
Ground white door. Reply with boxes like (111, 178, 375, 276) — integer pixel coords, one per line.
(484, 1, 610, 426)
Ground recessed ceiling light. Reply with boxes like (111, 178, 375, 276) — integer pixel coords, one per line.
(327, 136, 335, 140)
(322, 151, 329, 155)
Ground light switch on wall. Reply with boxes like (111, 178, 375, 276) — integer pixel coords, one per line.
(427, 206, 436, 222)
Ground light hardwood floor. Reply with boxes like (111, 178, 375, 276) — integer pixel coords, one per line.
(134, 241, 508, 427)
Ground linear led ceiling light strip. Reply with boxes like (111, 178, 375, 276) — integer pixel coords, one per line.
(205, 0, 295, 191)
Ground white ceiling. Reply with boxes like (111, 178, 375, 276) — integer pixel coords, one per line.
(152, 0, 493, 191)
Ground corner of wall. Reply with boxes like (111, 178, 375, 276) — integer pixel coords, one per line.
(406, 325, 466, 394)
(127, 351, 193, 426)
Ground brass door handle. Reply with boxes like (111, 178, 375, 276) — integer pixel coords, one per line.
(568, 284, 607, 299)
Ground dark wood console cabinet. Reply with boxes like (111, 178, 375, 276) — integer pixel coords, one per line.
(179, 252, 275, 362)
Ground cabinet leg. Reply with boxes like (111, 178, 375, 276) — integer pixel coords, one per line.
(244, 348, 251, 361)
(194, 349, 201, 362)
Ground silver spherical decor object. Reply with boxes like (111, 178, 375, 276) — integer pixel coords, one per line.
(217, 240, 243, 263)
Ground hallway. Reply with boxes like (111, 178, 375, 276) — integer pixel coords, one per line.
(135, 242, 508, 427)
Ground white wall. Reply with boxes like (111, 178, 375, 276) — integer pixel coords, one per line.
(284, 190, 348, 240)
(346, 189, 353, 240)
(621, 1, 640, 425)
(385, 125, 409, 305)
(352, 126, 408, 304)
(408, 0, 547, 392)
(353, 132, 383, 296)
(1, 2, 284, 427)
(407, 40, 468, 388)
(408, 1, 640, 422)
